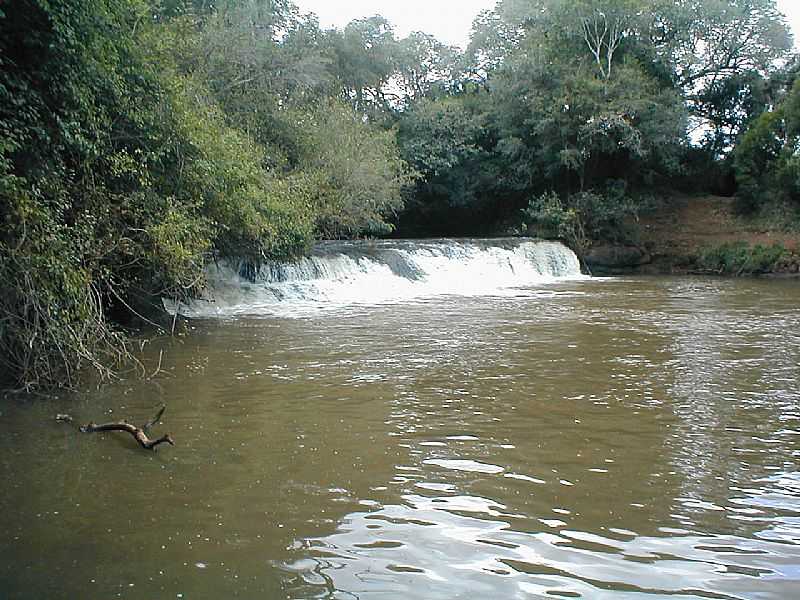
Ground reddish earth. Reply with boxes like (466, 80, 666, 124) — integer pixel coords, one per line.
(636, 195, 800, 273)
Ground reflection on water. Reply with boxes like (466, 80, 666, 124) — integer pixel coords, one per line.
(1, 277, 800, 599)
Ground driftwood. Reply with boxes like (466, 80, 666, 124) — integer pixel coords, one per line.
(79, 405, 174, 450)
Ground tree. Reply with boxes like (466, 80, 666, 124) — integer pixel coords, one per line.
(646, 0, 791, 151)
(395, 32, 461, 102)
(733, 78, 800, 212)
(397, 97, 499, 232)
(190, 6, 414, 238)
(468, 0, 792, 152)
(329, 16, 400, 113)
(291, 101, 413, 238)
(0, 0, 313, 389)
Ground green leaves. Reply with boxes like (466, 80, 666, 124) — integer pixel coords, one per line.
(292, 101, 412, 238)
(733, 79, 800, 213)
(522, 184, 640, 252)
(0, 0, 317, 389)
(697, 242, 789, 274)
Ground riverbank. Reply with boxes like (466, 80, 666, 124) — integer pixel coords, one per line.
(585, 195, 800, 276)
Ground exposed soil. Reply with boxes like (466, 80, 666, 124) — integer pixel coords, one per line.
(632, 195, 800, 275)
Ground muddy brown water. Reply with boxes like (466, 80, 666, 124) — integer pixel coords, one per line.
(1, 276, 800, 599)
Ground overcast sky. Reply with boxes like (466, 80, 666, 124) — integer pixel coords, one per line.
(294, 0, 800, 50)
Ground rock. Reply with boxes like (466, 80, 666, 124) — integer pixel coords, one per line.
(584, 245, 651, 268)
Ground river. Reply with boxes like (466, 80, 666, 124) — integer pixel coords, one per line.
(1, 239, 799, 599)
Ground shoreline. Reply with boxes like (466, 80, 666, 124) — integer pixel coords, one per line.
(582, 195, 800, 278)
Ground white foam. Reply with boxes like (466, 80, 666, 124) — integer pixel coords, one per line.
(165, 239, 585, 318)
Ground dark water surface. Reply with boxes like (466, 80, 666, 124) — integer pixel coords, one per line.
(2, 277, 800, 599)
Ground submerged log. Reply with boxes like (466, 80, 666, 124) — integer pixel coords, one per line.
(80, 405, 174, 450)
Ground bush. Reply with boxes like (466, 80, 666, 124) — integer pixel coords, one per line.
(696, 242, 787, 275)
(522, 184, 641, 252)
(522, 191, 586, 250)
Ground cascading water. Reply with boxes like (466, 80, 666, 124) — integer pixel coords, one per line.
(166, 238, 585, 317)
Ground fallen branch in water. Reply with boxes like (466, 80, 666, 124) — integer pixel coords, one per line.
(79, 405, 174, 450)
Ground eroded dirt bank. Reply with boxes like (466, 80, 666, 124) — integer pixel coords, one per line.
(586, 196, 800, 276)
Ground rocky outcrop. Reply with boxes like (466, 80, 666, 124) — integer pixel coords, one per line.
(584, 244, 651, 269)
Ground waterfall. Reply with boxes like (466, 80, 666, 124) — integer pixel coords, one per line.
(166, 238, 584, 317)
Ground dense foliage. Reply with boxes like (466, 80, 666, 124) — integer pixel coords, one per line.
(697, 242, 790, 275)
(0, 0, 409, 389)
(395, 0, 792, 236)
(733, 76, 800, 214)
(0, 0, 795, 389)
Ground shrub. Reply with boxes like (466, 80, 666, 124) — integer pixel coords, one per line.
(522, 183, 641, 252)
(696, 242, 787, 275)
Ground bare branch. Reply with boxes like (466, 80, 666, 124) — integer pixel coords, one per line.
(81, 406, 174, 451)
